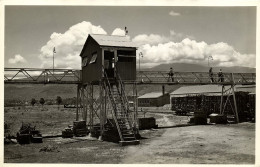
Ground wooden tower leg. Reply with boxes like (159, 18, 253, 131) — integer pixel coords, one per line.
(220, 85, 224, 114)
(89, 84, 94, 130)
(231, 73, 239, 123)
(82, 85, 87, 121)
(84, 85, 88, 121)
(76, 84, 80, 121)
(133, 82, 138, 129)
(232, 85, 239, 123)
(100, 81, 104, 138)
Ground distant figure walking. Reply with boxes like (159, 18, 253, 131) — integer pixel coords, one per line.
(209, 67, 214, 82)
(168, 67, 174, 82)
(218, 69, 224, 82)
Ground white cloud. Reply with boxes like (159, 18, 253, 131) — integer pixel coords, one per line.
(169, 10, 180, 16)
(111, 28, 125, 36)
(132, 34, 169, 46)
(38, 21, 255, 70)
(8, 54, 27, 64)
(138, 38, 255, 68)
(132, 30, 186, 47)
(39, 21, 107, 69)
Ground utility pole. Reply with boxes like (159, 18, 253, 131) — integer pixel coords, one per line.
(53, 47, 56, 74)
(139, 52, 143, 71)
(208, 55, 213, 67)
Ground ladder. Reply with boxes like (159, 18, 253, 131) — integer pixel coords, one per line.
(103, 68, 139, 146)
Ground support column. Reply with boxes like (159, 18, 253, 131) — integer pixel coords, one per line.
(85, 85, 88, 123)
(76, 84, 80, 121)
(104, 84, 107, 123)
(133, 82, 138, 129)
(231, 73, 239, 123)
(100, 81, 104, 137)
(220, 85, 224, 114)
(232, 85, 239, 123)
(82, 85, 86, 121)
(90, 84, 94, 130)
(162, 85, 165, 95)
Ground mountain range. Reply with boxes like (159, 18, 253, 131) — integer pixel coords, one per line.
(145, 63, 256, 73)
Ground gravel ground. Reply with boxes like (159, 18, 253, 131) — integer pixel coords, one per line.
(4, 106, 255, 164)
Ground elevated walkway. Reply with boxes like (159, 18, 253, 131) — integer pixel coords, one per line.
(4, 68, 255, 85)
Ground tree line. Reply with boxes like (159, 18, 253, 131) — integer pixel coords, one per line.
(31, 96, 62, 109)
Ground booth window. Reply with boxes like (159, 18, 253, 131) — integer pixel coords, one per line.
(82, 57, 88, 67)
(90, 52, 97, 64)
(118, 54, 134, 62)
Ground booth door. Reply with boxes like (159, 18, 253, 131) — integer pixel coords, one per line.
(116, 54, 136, 81)
(104, 50, 115, 78)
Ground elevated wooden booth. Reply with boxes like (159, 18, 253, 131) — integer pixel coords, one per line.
(77, 34, 139, 145)
(80, 34, 136, 84)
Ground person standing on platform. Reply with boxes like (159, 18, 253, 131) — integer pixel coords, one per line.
(209, 67, 214, 82)
(218, 69, 224, 82)
(168, 67, 174, 82)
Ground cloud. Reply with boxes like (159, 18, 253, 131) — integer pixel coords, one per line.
(169, 10, 180, 16)
(38, 21, 255, 70)
(8, 54, 27, 64)
(39, 21, 107, 69)
(111, 28, 125, 36)
(132, 30, 186, 46)
(132, 34, 169, 46)
(138, 38, 255, 68)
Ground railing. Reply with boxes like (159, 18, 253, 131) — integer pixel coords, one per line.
(4, 68, 81, 84)
(115, 66, 130, 111)
(4, 68, 256, 85)
(135, 71, 256, 85)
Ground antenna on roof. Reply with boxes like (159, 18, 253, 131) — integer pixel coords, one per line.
(125, 27, 128, 36)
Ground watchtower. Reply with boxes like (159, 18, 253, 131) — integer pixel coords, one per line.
(80, 34, 137, 84)
(77, 34, 139, 146)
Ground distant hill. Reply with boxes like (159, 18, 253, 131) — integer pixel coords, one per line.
(145, 63, 256, 73)
(4, 84, 179, 101)
(4, 84, 77, 101)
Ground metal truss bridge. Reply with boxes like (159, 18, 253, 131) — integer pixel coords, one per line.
(4, 68, 256, 85)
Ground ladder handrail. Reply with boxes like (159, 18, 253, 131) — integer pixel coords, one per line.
(114, 66, 135, 133)
(102, 67, 124, 141)
(114, 66, 130, 111)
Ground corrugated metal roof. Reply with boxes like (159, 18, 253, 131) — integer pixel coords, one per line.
(138, 92, 167, 99)
(236, 85, 255, 94)
(170, 85, 225, 96)
(170, 84, 256, 97)
(90, 34, 137, 48)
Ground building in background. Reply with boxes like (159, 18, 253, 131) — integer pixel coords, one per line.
(170, 85, 255, 121)
(138, 91, 170, 107)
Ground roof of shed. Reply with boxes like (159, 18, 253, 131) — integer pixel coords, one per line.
(235, 85, 255, 94)
(90, 34, 137, 48)
(138, 92, 168, 99)
(170, 85, 225, 96)
(170, 84, 256, 97)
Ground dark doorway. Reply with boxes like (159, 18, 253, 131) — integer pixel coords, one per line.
(104, 51, 115, 78)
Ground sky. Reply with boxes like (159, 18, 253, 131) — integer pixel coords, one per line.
(4, 6, 256, 69)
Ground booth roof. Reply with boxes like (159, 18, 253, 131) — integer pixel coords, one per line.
(90, 34, 138, 48)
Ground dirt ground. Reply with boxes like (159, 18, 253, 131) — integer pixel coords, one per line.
(4, 105, 255, 164)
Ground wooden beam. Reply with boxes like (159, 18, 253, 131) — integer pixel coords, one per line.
(220, 85, 224, 114)
(232, 85, 239, 123)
